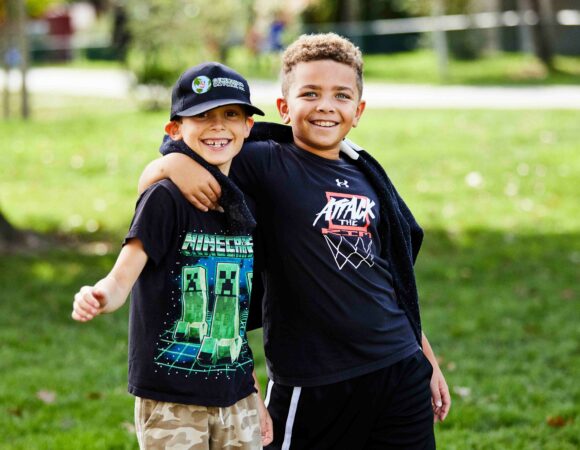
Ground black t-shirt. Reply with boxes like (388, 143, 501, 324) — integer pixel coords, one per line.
(125, 180, 256, 406)
(230, 141, 419, 387)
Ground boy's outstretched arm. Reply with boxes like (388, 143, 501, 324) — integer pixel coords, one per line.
(138, 154, 221, 212)
(253, 370, 273, 446)
(72, 239, 148, 322)
(422, 332, 451, 423)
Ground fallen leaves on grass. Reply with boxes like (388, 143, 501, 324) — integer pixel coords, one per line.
(86, 391, 103, 400)
(8, 407, 23, 417)
(546, 416, 573, 428)
(559, 288, 575, 300)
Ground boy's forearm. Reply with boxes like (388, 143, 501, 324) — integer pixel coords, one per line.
(101, 239, 149, 312)
(138, 153, 206, 195)
(252, 370, 263, 396)
(421, 332, 440, 369)
(138, 152, 221, 211)
(94, 275, 130, 313)
(138, 157, 166, 194)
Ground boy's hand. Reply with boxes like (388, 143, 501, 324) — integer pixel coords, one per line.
(72, 286, 107, 322)
(257, 396, 273, 446)
(421, 333, 451, 422)
(167, 153, 222, 211)
(430, 366, 451, 422)
(71, 240, 147, 323)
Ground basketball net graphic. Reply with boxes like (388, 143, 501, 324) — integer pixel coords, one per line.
(314, 192, 375, 270)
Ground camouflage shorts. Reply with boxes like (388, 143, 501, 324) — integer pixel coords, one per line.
(134, 393, 262, 449)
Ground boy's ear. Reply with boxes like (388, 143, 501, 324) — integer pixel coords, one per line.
(276, 97, 291, 124)
(244, 116, 255, 138)
(351, 99, 366, 128)
(164, 121, 182, 140)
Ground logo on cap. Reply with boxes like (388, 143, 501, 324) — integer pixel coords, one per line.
(192, 76, 211, 94)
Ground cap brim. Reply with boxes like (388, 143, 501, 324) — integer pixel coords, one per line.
(175, 99, 265, 118)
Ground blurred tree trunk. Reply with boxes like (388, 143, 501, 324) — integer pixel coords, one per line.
(1, 0, 11, 118)
(112, 3, 130, 61)
(2, 0, 29, 119)
(338, 0, 360, 22)
(432, 0, 449, 80)
(15, 0, 29, 118)
(1, 48, 9, 120)
(529, 0, 555, 71)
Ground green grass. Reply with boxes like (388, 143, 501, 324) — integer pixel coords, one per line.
(1, 98, 579, 448)
(363, 50, 580, 85)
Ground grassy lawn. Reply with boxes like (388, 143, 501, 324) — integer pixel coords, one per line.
(1, 97, 578, 449)
(363, 50, 580, 85)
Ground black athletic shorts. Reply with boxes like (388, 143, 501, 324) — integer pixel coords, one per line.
(264, 350, 435, 450)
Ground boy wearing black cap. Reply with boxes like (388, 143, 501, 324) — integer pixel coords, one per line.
(72, 62, 273, 449)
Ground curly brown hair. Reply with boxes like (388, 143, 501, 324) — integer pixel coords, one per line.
(281, 33, 364, 98)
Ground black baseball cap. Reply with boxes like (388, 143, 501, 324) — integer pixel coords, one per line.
(170, 62, 265, 120)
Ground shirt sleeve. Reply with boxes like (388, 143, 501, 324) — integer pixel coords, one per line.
(124, 182, 178, 266)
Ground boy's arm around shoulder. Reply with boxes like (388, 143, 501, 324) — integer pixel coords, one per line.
(138, 154, 221, 212)
(138, 123, 291, 211)
(72, 239, 148, 322)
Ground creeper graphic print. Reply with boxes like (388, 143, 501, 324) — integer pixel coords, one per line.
(198, 263, 243, 365)
(174, 266, 209, 342)
(246, 272, 253, 297)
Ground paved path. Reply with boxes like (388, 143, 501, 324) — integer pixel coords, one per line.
(2, 67, 580, 109)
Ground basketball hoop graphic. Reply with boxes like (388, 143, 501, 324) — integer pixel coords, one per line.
(313, 192, 376, 270)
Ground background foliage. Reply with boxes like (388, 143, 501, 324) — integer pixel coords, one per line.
(125, 0, 248, 88)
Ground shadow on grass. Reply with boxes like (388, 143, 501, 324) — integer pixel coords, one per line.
(0, 229, 578, 448)
(418, 229, 579, 449)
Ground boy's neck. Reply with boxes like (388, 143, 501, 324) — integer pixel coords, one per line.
(293, 139, 341, 160)
(218, 163, 231, 176)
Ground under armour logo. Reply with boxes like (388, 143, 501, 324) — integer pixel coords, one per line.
(336, 179, 349, 188)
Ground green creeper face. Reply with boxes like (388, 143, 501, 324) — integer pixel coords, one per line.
(215, 263, 239, 297)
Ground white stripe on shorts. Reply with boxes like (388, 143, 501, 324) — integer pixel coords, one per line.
(265, 379, 274, 407)
(282, 386, 302, 450)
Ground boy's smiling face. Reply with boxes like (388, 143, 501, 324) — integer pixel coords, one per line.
(277, 60, 366, 160)
(165, 104, 253, 174)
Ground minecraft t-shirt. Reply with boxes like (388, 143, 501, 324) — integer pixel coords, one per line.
(125, 179, 256, 406)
